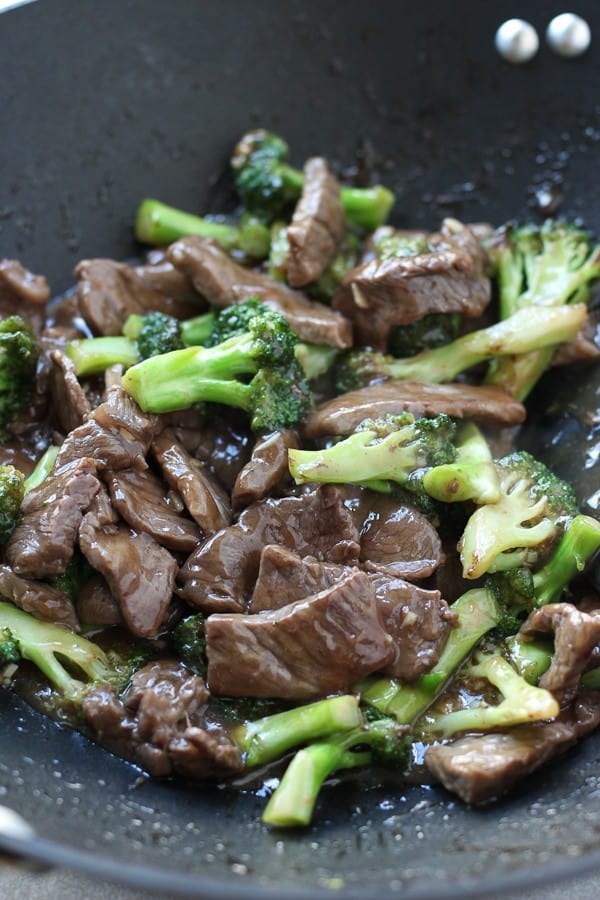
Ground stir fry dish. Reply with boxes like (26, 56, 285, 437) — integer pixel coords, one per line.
(1, 129, 600, 827)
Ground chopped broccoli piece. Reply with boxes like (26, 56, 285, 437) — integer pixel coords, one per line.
(0, 315, 40, 441)
(231, 129, 394, 230)
(0, 626, 21, 667)
(458, 450, 579, 580)
(486, 221, 600, 400)
(0, 464, 25, 545)
(131, 310, 184, 358)
(49, 552, 94, 603)
(66, 336, 140, 376)
(421, 422, 500, 505)
(388, 313, 461, 358)
(294, 342, 339, 380)
(170, 613, 207, 675)
(372, 228, 431, 260)
(24, 446, 59, 493)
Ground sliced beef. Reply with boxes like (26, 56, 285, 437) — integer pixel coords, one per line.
(425, 691, 600, 804)
(152, 428, 231, 535)
(519, 604, 600, 707)
(76, 574, 123, 627)
(133, 259, 203, 319)
(178, 411, 252, 492)
(76, 259, 202, 336)
(56, 386, 159, 471)
(6, 457, 100, 578)
(285, 157, 345, 287)
(206, 570, 394, 699)
(332, 219, 491, 349)
(303, 382, 526, 438)
(0, 565, 79, 630)
(82, 660, 242, 779)
(231, 429, 299, 512)
(0, 259, 50, 332)
(167, 236, 352, 348)
(250, 545, 346, 612)
(178, 485, 360, 613)
(79, 489, 177, 638)
(104, 468, 202, 553)
(49, 349, 91, 433)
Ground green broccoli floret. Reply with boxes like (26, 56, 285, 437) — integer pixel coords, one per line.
(0, 315, 40, 441)
(388, 313, 461, 358)
(134, 199, 271, 259)
(49, 551, 94, 603)
(0, 626, 21, 667)
(122, 301, 312, 432)
(458, 450, 579, 580)
(485, 221, 600, 400)
(0, 464, 25, 545)
(231, 129, 394, 230)
(288, 412, 457, 494)
(170, 613, 206, 675)
(334, 303, 587, 391)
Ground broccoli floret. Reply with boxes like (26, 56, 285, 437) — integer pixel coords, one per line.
(231, 129, 394, 230)
(49, 551, 94, 603)
(486, 221, 600, 400)
(0, 315, 40, 441)
(334, 303, 587, 391)
(458, 450, 579, 580)
(0, 464, 25, 545)
(388, 313, 461, 358)
(288, 413, 457, 494)
(122, 300, 312, 432)
(170, 613, 207, 675)
(131, 310, 184, 358)
(372, 228, 431, 260)
(134, 199, 271, 259)
(0, 626, 21, 667)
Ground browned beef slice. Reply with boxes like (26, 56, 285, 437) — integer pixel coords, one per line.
(167, 236, 352, 348)
(519, 604, 600, 707)
(250, 545, 347, 612)
(369, 573, 456, 680)
(178, 485, 361, 613)
(425, 691, 600, 804)
(0, 259, 49, 332)
(82, 660, 242, 779)
(76, 574, 123, 627)
(133, 259, 204, 319)
(6, 457, 100, 578)
(0, 565, 79, 630)
(332, 219, 490, 349)
(152, 428, 231, 535)
(49, 349, 91, 433)
(79, 490, 177, 638)
(183, 412, 252, 492)
(104, 468, 202, 553)
(56, 386, 159, 471)
(206, 570, 394, 699)
(303, 382, 526, 438)
(285, 157, 345, 288)
(231, 429, 299, 512)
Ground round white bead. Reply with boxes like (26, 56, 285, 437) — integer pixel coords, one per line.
(495, 19, 539, 64)
(546, 13, 591, 58)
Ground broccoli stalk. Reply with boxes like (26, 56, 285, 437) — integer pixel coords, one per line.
(66, 336, 140, 377)
(532, 514, 600, 606)
(458, 450, 579, 580)
(23, 446, 59, 493)
(421, 422, 500, 504)
(262, 716, 406, 828)
(334, 304, 587, 392)
(0, 465, 25, 545)
(231, 130, 394, 230)
(0, 315, 40, 441)
(485, 221, 600, 400)
(134, 199, 271, 259)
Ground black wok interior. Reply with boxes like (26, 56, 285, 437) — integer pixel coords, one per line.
(1, 1, 600, 896)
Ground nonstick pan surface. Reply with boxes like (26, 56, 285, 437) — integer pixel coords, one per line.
(1, 1, 600, 896)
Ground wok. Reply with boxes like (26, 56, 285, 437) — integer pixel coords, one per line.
(1, 0, 600, 896)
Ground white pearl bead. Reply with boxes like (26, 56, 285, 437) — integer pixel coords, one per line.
(495, 19, 539, 64)
(546, 13, 591, 58)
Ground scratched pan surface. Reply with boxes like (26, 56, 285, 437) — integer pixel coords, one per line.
(1, 1, 600, 897)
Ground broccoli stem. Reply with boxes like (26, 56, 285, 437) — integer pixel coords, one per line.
(66, 336, 140, 377)
(422, 422, 500, 504)
(233, 694, 362, 768)
(532, 514, 600, 606)
(135, 199, 270, 258)
(294, 343, 339, 380)
(485, 346, 555, 402)
(505, 635, 553, 684)
(381, 304, 587, 385)
(24, 446, 59, 493)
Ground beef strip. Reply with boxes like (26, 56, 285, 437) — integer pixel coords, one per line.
(75, 258, 202, 336)
(82, 660, 242, 779)
(167, 236, 352, 348)
(231, 429, 299, 512)
(133, 259, 203, 319)
(206, 570, 394, 699)
(285, 157, 345, 287)
(178, 485, 361, 613)
(152, 428, 231, 535)
(56, 385, 159, 471)
(332, 219, 491, 349)
(104, 468, 202, 553)
(6, 457, 100, 578)
(75, 574, 123, 627)
(249, 545, 346, 612)
(78, 489, 177, 638)
(0, 564, 79, 630)
(303, 382, 526, 438)
(425, 691, 600, 804)
(519, 603, 600, 707)
(175, 411, 253, 492)
(0, 259, 49, 332)
(49, 349, 91, 433)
